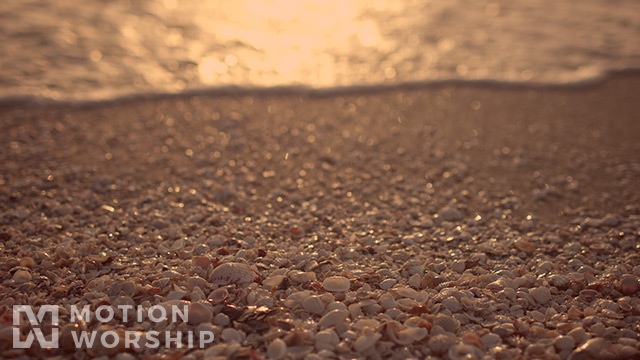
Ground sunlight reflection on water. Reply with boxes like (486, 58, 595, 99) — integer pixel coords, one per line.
(1, 0, 640, 101)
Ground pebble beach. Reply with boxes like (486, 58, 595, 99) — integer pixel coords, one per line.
(1, 73, 640, 359)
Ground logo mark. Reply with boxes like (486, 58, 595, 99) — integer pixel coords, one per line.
(12, 305, 59, 349)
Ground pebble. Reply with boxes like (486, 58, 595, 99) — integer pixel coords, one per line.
(322, 276, 350, 292)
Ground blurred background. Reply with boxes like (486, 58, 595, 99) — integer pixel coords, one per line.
(1, 0, 640, 101)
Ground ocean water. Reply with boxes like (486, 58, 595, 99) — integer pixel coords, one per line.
(2, 0, 640, 102)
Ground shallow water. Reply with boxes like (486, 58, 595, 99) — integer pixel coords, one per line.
(2, 0, 640, 101)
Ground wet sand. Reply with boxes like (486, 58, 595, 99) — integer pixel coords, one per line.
(1, 74, 639, 359)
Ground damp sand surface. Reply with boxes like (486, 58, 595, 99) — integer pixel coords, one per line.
(1, 74, 640, 359)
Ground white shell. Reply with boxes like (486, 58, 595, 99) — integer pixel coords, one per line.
(209, 263, 259, 285)
(322, 276, 350, 292)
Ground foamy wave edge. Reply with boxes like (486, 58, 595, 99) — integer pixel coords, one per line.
(2, 69, 639, 109)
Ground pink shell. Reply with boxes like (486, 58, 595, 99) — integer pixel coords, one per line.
(209, 262, 259, 285)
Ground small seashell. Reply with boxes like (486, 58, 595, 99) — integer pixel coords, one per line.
(428, 334, 456, 355)
(263, 275, 286, 288)
(186, 276, 208, 290)
(208, 287, 229, 304)
(529, 287, 551, 305)
(192, 256, 210, 268)
(322, 276, 350, 292)
(385, 321, 427, 345)
(188, 302, 212, 325)
(267, 338, 287, 359)
(442, 297, 461, 313)
(492, 323, 515, 338)
(451, 260, 465, 273)
(579, 289, 599, 302)
(548, 274, 570, 289)
(221, 328, 244, 343)
(448, 344, 483, 360)
(379, 293, 397, 310)
(620, 277, 638, 295)
(462, 333, 483, 348)
(318, 309, 348, 327)
(567, 327, 588, 344)
(213, 313, 230, 326)
(554, 335, 576, 351)
(315, 329, 340, 350)
(396, 298, 418, 311)
(439, 206, 463, 221)
(354, 327, 381, 352)
(380, 278, 397, 289)
(514, 239, 535, 254)
(618, 346, 640, 358)
(209, 263, 259, 286)
(433, 315, 460, 333)
(12, 270, 32, 284)
(393, 286, 418, 299)
(19, 257, 35, 268)
(481, 333, 501, 348)
(59, 323, 82, 349)
(567, 338, 608, 360)
(302, 295, 326, 315)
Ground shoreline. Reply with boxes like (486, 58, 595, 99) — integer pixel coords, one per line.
(1, 72, 639, 358)
(2, 68, 640, 110)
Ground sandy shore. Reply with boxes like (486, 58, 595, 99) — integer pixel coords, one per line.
(1, 74, 639, 359)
